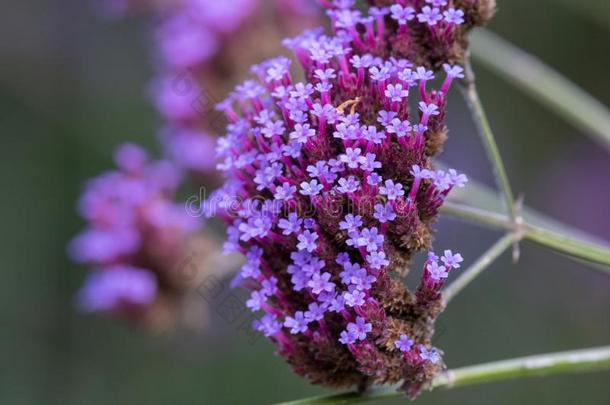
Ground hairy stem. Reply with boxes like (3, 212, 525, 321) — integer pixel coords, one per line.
(443, 233, 514, 304)
(460, 59, 517, 224)
(471, 29, 610, 151)
(277, 346, 610, 405)
(440, 201, 610, 270)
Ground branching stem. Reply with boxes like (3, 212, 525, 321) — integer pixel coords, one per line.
(440, 201, 610, 270)
(460, 59, 518, 224)
(442, 233, 515, 304)
(277, 346, 610, 405)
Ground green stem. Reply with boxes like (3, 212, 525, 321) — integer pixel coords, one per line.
(471, 29, 610, 151)
(460, 59, 518, 223)
(277, 346, 610, 405)
(443, 233, 514, 304)
(440, 201, 610, 270)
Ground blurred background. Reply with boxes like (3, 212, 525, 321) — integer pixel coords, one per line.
(1, 0, 609, 404)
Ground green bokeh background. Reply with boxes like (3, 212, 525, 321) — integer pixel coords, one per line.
(1, 0, 609, 404)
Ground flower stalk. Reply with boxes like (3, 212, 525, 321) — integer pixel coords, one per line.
(442, 233, 515, 304)
(460, 58, 518, 225)
(277, 345, 610, 405)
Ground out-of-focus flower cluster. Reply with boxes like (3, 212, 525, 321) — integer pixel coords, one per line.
(70, 144, 206, 328)
(204, 0, 491, 396)
(71, 0, 319, 328)
(149, 0, 319, 182)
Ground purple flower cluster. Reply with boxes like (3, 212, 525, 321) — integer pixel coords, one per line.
(70, 144, 199, 319)
(362, 0, 496, 67)
(207, 0, 473, 396)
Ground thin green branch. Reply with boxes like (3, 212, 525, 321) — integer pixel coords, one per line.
(443, 233, 514, 304)
(471, 29, 610, 150)
(460, 59, 518, 223)
(440, 201, 610, 270)
(445, 173, 610, 254)
(277, 346, 610, 405)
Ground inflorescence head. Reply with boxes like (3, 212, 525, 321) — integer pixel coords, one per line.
(205, 0, 477, 397)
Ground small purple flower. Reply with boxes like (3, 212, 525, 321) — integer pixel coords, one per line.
(274, 182, 297, 201)
(346, 316, 372, 341)
(290, 82, 315, 99)
(410, 164, 432, 179)
(345, 229, 361, 248)
(419, 345, 441, 364)
(352, 268, 376, 291)
(289, 123, 316, 144)
(278, 212, 303, 235)
(336, 252, 350, 266)
(308, 272, 336, 295)
(261, 120, 286, 138)
(390, 4, 415, 25)
(374, 202, 396, 223)
(339, 329, 357, 345)
(370, 65, 392, 82)
(398, 68, 418, 87)
(440, 250, 463, 269)
(253, 314, 281, 337)
(443, 8, 465, 25)
(366, 250, 390, 270)
(314, 68, 337, 82)
(385, 83, 409, 102)
(447, 169, 468, 187)
(343, 288, 366, 307)
(415, 66, 435, 81)
(246, 290, 266, 312)
(367, 172, 382, 186)
(386, 118, 411, 138)
(358, 227, 384, 252)
(284, 311, 310, 334)
(337, 176, 360, 194)
(419, 101, 440, 116)
(395, 334, 414, 352)
(443, 64, 465, 79)
(261, 277, 279, 296)
(361, 126, 386, 145)
(339, 214, 363, 232)
(360, 153, 382, 171)
(304, 302, 327, 322)
(297, 230, 319, 252)
(340, 147, 366, 169)
(350, 54, 374, 69)
(417, 6, 443, 26)
(427, 261, 449, 280)
(329, 294, 346, 313)
(378, 110, 397, 127)
(379, 179, 405, 200)
(300, 179, 324, 196)
(340, 261, 362, 285)
(282, 141, 302, 159)
(425, 0, 448, 6)
(333, 9, 362, 29)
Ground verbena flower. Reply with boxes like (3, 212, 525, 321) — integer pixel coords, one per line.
(70, 144, 200, 324)
(206, 0, 475, 397)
